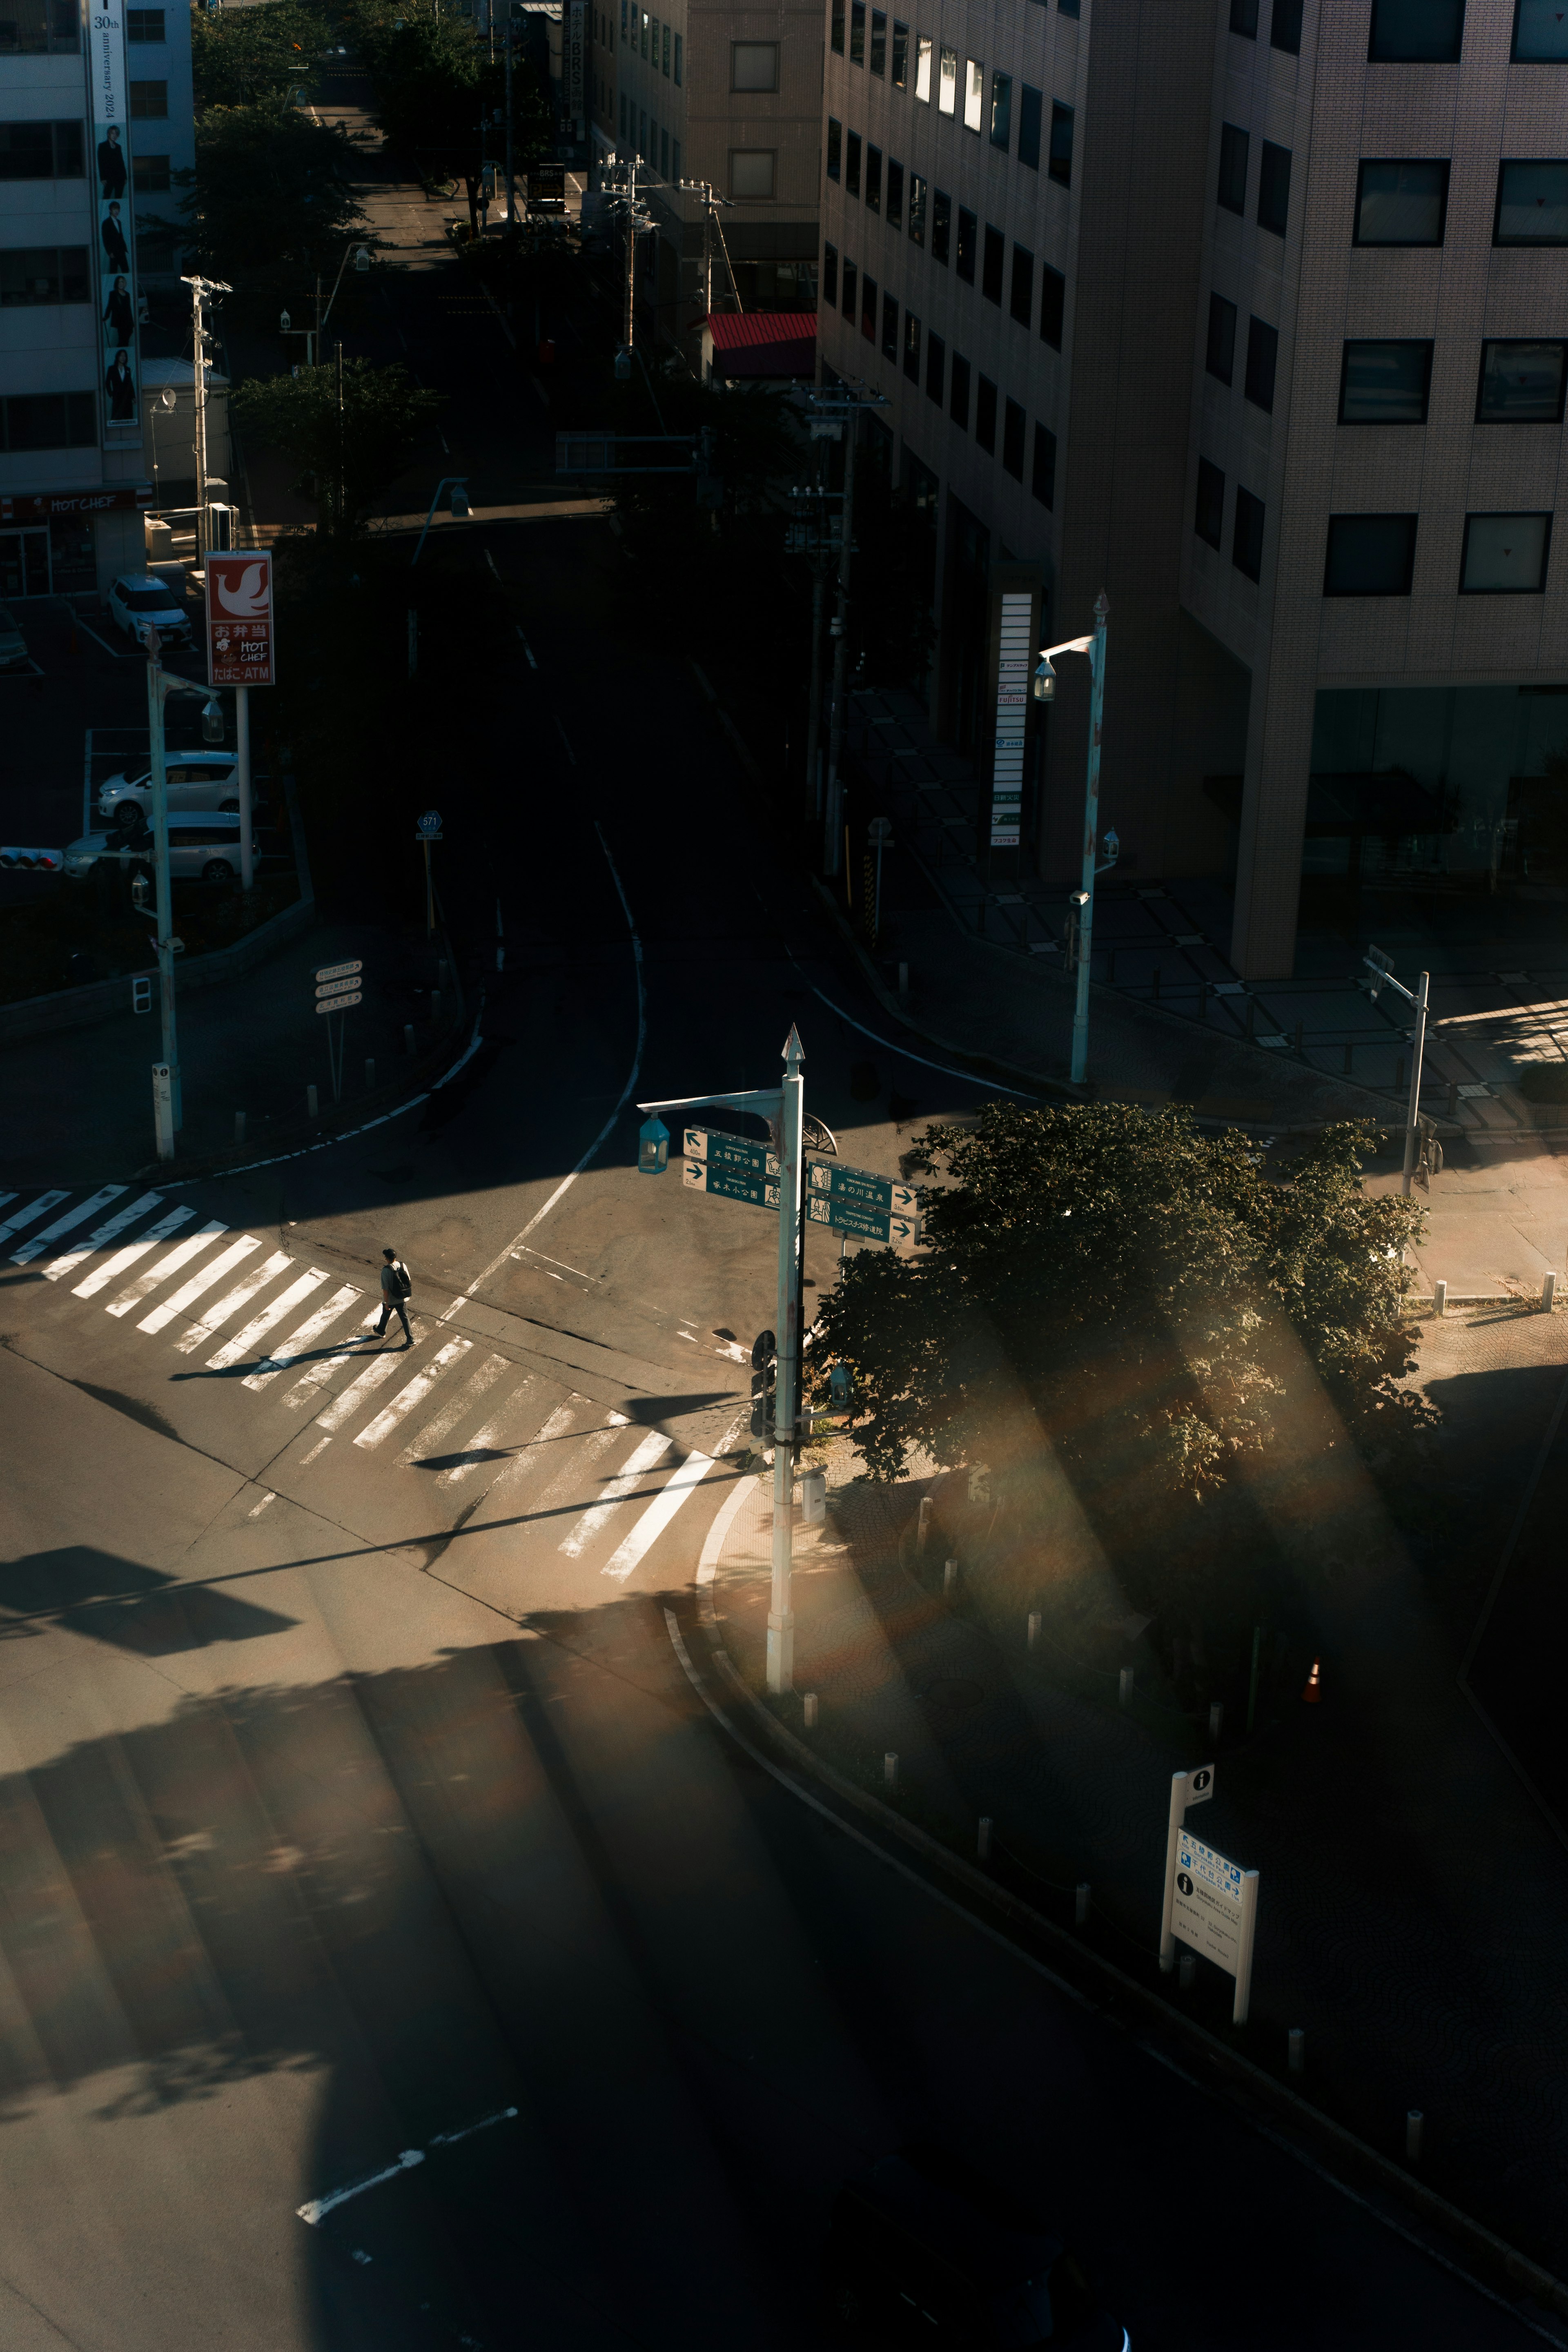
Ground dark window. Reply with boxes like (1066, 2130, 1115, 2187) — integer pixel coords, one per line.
(909, 173, 927, 245)
(1494, 161, 1568, 245)
(0, 0, 79, 53)
(1477, 339, 1568, 422)
(1340, 339, 1433, 421)
(127, 7, 165, 36)
(1060, 0, 1079, 17)
(0, 390, 96, 450)
(1049, 102, 1074, 187)
(932, 188, 951, 262)
(1258, 140, 1291, 235)
(1196, 458, 1225, 548)
(1206, 292, 1237, 384)
(976, 374, 998, 450)
(1514, 0, 1568, 58)
(1231, 0, 1258, 31)
(831, 0, 844, 53)
(990, 71, 1011, 151)
(926, 329, 945, 401)
(1460, 511, 1552, 592)
(133, 151, 169, 192)
(842, 258, 857, 320)
(887, 157, 904, 225)
(1039, 265, 1065, 348)
(851, 0, 865, 61)
(1368, 0, 1464, 60)
(1018, 85, 1042, 170)
(846, 130, 862, 196)
(862, 270, 878, 338)
(982, 223, 1004, 303)
(892, 18, 908, 82)
(1245, 316, 1278, 411)
(950, 350, 971, 427)
(822, 242, 838, 306)
(1354, 159, 1449, 244)
(957, 206, 976, 281)
(1323, 512, 1418, 595)
(129, 79, 167, 117)
(1218, 123, 1249, 214)
(882, 289, 899, 359)
(827, 118, 842, 180)
(1233, 486, 1265, 580)
(1271, 0, 1302, 51)
(0, 120, 84, 178)
(1010, 244, 1033, 327)
(0, 245, 89, 303)
(903, 307, 921, 380)
(866, 143, 882, 211)
(1032, 422, 1057, 507)
(871, 6, 886, 71)
(1002, 397, 1026, 478)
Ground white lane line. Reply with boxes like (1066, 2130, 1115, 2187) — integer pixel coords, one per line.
(170, 1250, 291, 1356)
(439, 1381, 556, 1489)
(207, 1267, 330, 1371)
(559, 1428, 670, 1556)
(42, 1190, 163, 1282)
(0, 1192, 70, 1247)
(396, 1352, 509, 1466)
(247, 1491, 276, 1518)
(354, 1339, 472, 1449)
(529, 374, 549, 405)
(301, 1434, 332, 1465)
(76, 615, 125, 660)
(484, 548, 501, 581)
(138, 1236, 261, 1334)
(554, 714, 576, 764)
(601, 1447, 714, 1579)
(105, 1219, 226, 1315)
(10, 1185, 126, 1265)
(296, 2107, 519, 2227)
(280, 1312, 384, 1408)
(242, 1287, 363, 1390)
(77, 1203, 194, 1296)
(516, 626, 538, 668)
(312, 1329, 431, 1435)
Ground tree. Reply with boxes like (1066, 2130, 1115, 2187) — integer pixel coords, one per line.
(229, 359, 444, 537)
(170, 98, 368, 316)
(349, 3, 504, 230)
(190, 0, 329, 114)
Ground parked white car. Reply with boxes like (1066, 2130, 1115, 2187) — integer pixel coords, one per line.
(62, 812, 254, 885)
(106, 573, 194, 650)
(98, 749, 242, 824)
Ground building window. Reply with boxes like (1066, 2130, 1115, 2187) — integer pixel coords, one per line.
(956, 206, 976, 281)
(1039, 265, 1065, 349)
(904, 308, 920, 379)
(1060, 0, 1079, 18)
(1354, 160, 1449, 245)
(1460, 511, 1551, 592)
(731, 149, 775, 198)
(0, 0, 79, 54)
(827, 118, 841, 181)
(1323, 513, 1417, 595)
(1049, 102, 1074, 187)
(1495, 161, 1568, 245)
(1010, 245, 1033, 327)
(887, 158, 904, 226)
(1217, 123, 1248, 214)
(1002, 397, 1025, 479)
(1233, 486, 1265, 581)
(1244, 316, 1278, 412)
(127, 7, 165, 37)
(866, 144, 882, 211)
(732, 41, 777, 88)
(832, 0, 844, 51)
(881, 290, 899, 359)
(822, 242, 839, 306)
(133, 151, 170, 192)
(640, 13, 648, 60)
(1206, 292, 1237, 384)
(892, 19, 908, 84)
(851, 0, 865, 62)
(950, 350, 971, 427)
(1271, 0, 1302, 52)
(619, 91, 626, 139)
(846, 131, 861, 196)
(862, 270, 878, 337)
(926, 329, 945, 401)
(1032, 422, 1057, 508)
(129, 81, 169, 118)
(842, 258, 857, 319)
(916, 32, 932, 99)
(0, 120, 84, 178)
(660, 126, 669, 174)
(0, 390, 97, 450)
(1368, 0, 1464, 60)
(939, 45, 957, 114)
(871, 7, 886, 71)
(1018, 85, 1042, 171)
(1477, 339, 1567, 422)
(1196, 458, 1225, 548)
(673, 27, 682, 75)
(990, 72, 1011, 151)
(672, 138, 681, 178)
(976, 375, 998, 450)
(662, 22, 670, 73)
(909, 172, 927, 245)
(0, 246, 89, 304)
(932, 188, 951, 261)
(1258, 141, 1291, 235)
(963, 58, 984, 132)
(1230, 0, 1258, 33)
(1515, 0, 1568, 57)
(1340, 339, 1433, 422)
(982, 223, 1004, 302)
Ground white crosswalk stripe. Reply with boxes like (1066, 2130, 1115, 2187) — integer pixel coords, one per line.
(281, 1314, 383, 1408)
(601, 1448, 713, 1579)
(559, 1427, 670, 1555)
(354, 1339, 473, 1450)
(397, 1352, 510, 1467)
(525, 1410, 630, 1518)
(38, 1191, 162, 1281)
(311, 1328, 431, 1433)
(442, 1389, 566, 1491)
(138, 1235, 261, 1334)
(75, 1203, 194, 1296)
(0, 1191, 70, 1246)
(242, 1287, 363, 1390)
(105, 1220, 227, 1316)
(207, 1267, 330, 1372)
(11, 1186, 127, 1266)
(170, 1250, 292, 1357)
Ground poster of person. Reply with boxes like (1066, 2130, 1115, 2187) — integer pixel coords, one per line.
(90, 6, 138, 428)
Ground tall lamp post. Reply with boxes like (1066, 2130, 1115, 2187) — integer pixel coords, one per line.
(180, 271, 231, 568)
(1034, 591, 1117, 1085)
(140, 625, 225, 1155)
(1364, 946, 1431, 1196)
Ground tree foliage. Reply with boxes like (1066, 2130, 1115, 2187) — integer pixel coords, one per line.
(172, 98, 367, 310)
(189, 0, 329, 113)
(347, 1, 505, 227)
(229, 358, 443, 536)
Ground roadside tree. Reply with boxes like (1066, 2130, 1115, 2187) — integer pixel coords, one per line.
(190, 0, 329, 113)
(167, 98, 368, 319)
(229, 359, 443, 537)
(350, 3, 504, 232)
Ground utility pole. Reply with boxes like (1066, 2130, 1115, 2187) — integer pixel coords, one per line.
(504, 2, 517, 235)
(814, 390, 880, 878)
(336, 339, 345, 535)
(606, 149, 653, 376)
(1363, 947, 1431, 1195)
(180, 271, 230, 568)
(1032, 594, 1117, 1085)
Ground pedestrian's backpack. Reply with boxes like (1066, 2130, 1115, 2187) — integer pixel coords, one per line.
(395, 1261, 412, 1298)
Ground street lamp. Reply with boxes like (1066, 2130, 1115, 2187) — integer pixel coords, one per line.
(1038, 592, 1114, 1085)
(1364, 945, 1431, 1196)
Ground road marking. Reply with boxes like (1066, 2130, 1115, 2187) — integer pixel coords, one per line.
(301, 1434, 332, 1465)
(554, 714, 576, 765)
(397, 1351, 509, 1465)
(76, 1203, 194, 1296)
(312, 1330, 430, 1433)
(138, 1235, 261, 1333)
(485, 548, 501, 582)
(559, 1428, 670, 1555)
(526, 1410, 629, 1514)
(41, 1190, 163, 1281)
(74, 615, 125, 660)
(439, 1382, 555, 1488)
(243, 1287, 363, 1390)
(208, 1267, 331, 1370)
(529, 374, 549, 405)
(601, 1447, 713, 1579)
(354, 1338, 472, 1448)
(0, 1193, 15, 1216)
(280, 1313, 385, 1408)
(105, 1220, 227, 1316)
(11, 1185, 127, 1265)
(516, 626, 538, 668)
(170, 1250, 292, 1356)
(247, 1491, 276, 1518)
(0, 1192, 70, 1247)
(296, 2108, 518, 2227)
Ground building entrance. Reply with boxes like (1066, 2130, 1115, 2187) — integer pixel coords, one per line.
(0, 529, 51, 599)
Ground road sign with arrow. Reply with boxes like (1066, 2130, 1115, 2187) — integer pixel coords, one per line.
(806, 1158, 921, 1248)
(682, 1126, 781, 1209)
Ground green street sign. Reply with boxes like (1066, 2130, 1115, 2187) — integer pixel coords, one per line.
(685, 1159, 780, 1209)
(684, 1125, 779, 1181)
(807, 1160, 918, 1219)
(807, 1194, 920, 1248)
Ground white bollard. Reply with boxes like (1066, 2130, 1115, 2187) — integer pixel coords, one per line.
(943, 1557, 958, 1595)
(916, 1495, 932, 1553)
(1075, 1882, 1090, 1927)
(801, 1468, 826, 1526)
(1178, 1951, 1197, 1992)
(1027, 1610, 1041, 1651)
(1119, 1666, 1134, 1706)
(431, 989, 442, 1021)
(977, 1815, 992, 1860)
(803, 1692, 818, 1729)
(152, 1062, 174, 1162)
(1208, 1699, 1224, 1741)
(1433, 1280, 1447, 1316)
(307, 1083, 318, 1117)
(365, 1057, 376, 1089)
(1544, 1271, 1557, 1312)
(404, 1023, 416, 1054)
(884, 1752, 899, 1790)
(1405, 2109, 1424, 2162)
(1288, 2027, 1305, 2075)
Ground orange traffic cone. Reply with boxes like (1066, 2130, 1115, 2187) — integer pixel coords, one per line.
(1302, 1658, 1323, 1704)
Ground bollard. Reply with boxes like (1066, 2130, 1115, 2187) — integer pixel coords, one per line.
(404, 1023, 416, 1054)
(916, 1495, 932, 1554)
(803, 1692, 818, 1730)
(1178, 1951, 1197, 1992)
(944, 1557, 958, 1596)
(307, 1083, 318, 1117)
(1288, 2027, 1305, 2075)
(898, 961, 909, 1002)
(1302, 1657, 1323, 1704)
(1433, 1280, 1447, 1317)
(1544, 1272, 1557, 1312)
(1075, 1881, 1090, 1927)
(1405, 2109, 1423, 2163)
(365, 1057, 376, 1090)
(497, 945, 506, 972)
(1027, 1610, 1042, 1652)
(884, 1752, 899, 1790)
(1208, 1699, 1224, 1741)
(977, 1816, 992, 1860)
(1119, 1666, 1134, 1706)
(234, 1111, 246, 1144)
(431, 989, 442, 1021)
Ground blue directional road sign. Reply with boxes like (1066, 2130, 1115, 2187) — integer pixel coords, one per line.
(806, 1159, 920, 1248)
(682, 1126, 780, 1210)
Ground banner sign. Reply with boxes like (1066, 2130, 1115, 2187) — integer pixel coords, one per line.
(91, 0, 139, 431)
(206, 551, 275, 686)
(565, 0, 586, 135)
(989, 588, 1032, 848)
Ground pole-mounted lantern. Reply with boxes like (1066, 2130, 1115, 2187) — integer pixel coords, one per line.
(638, 1114, 670, 1173)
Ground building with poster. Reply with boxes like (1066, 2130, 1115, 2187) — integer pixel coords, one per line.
(0, 0, 194, 601)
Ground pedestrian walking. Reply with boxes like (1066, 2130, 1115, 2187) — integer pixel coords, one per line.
(376, 1246, 413, 1345)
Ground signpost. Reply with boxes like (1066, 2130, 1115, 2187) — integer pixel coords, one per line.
(416, 809, 443, 936)
(205, 548, 273, 895)
(682, 1126, 781, 1208)
(806, 1159, 921, 1251)
(315, 958, 363, 1101)
(1157, 1765, 1258, 2024)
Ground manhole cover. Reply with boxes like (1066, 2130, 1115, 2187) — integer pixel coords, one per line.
(920, 1678, 984, 1714)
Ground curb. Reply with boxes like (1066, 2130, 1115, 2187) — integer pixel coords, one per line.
(686, 1476, 1568, 2334)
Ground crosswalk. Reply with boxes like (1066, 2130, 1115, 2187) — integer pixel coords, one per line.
(4, 1184, 740, 1584)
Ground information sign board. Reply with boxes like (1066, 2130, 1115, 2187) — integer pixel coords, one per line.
(683, 1158, 779, 1210)
(682, 1126, 778, 1180)
(807, 1160, 916, 1218)
(806, 1195, 920, 1250)
(316, 991, 362, 1014)
(315, 959, 363, 985)
(1172, 1830, 1245, 1977)
(206, 552, 275, 687)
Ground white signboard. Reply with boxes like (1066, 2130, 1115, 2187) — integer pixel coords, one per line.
(1173, 1830, 1245, 1975)
(989, 589, 1032, 849)
(91, 0, 139, 430)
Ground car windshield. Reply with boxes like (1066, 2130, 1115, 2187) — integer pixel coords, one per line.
(120, 588, 175, 611)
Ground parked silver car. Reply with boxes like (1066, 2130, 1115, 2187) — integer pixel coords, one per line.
(98, 749, 241, 823)
(106, 572, 194, 649)
(62, 812, 254, 885)
(0, 602, 29, 672)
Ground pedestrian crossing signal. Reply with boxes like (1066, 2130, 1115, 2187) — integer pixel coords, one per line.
(131, 975, 152, 1014)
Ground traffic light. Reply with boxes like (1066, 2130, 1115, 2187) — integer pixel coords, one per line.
(751, 1327, 776, 1441)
